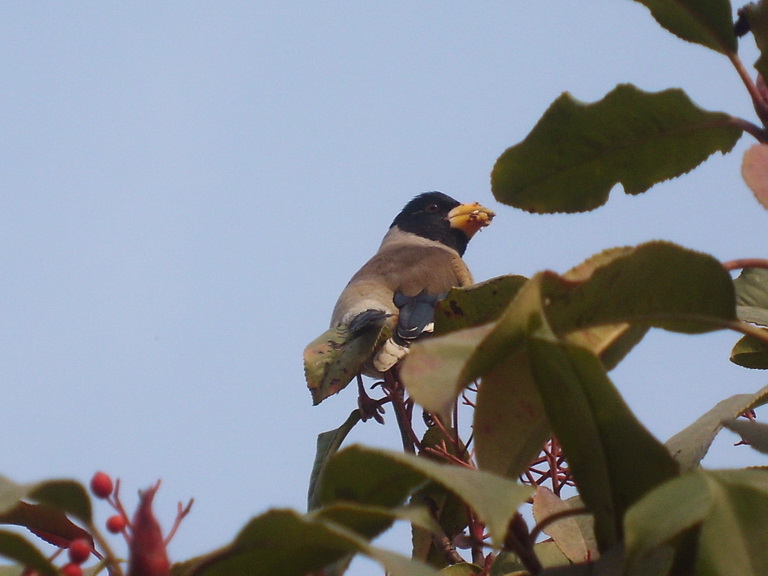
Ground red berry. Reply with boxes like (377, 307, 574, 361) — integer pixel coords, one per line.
(67, 539, 91, 564)
(61, 563, 82, 576)
(89, 471, 113, 499)
(106, 514, 127, 534)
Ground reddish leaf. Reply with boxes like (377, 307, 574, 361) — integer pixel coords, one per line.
(742, 143, 768, 210)
(0, 502, 92, 549)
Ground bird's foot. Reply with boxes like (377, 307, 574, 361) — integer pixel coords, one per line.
(358, 394, 387, 424)
(357, 374, 388, 424)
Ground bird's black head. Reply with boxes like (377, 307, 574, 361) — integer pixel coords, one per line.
(390, 192, 469, 255)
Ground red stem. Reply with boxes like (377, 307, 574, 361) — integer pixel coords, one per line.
(723, 258, 768, 271)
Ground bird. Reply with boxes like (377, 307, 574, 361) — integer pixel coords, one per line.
(304, 191, 494, 410)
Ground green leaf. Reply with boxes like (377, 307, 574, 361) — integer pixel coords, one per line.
(630, 0, 737, 54)
(527, 337, 679, 552)
(491, 542, 570, 575)
(696, 470, 768, 575)
(624, 471, 709, 572)
(0, 568, 36, 576)
(545, 242, 737, 334)
(308, 410, 361, 511)
(722, 418, 768, 453)
(0, 477, 91, 572)
(406, 242, 735, 483)
(27, 480, 92, 524)
(434, 276, 528, 335)
(730, 270, 768, 367)
(401, 323, 497, 417)
(492, 84, 742, 213)
(403, 274, 543, 418)
(313, 502, 440, 543)
(304, 318, 387, 405)
(734, 267, 768, 326)
(0, 476, 92, 546)
(626, 469, 768, 575)
(412, 427, 471, 567)
(318, 445, 532, 545)
(0, 529, 57, 576)
(731, 332, 768, 368)
(406, 242, 734, 421)
(183, 508, 441, 576)
(473, 350, 549, 478)
(410, 276, 551, 477)
(542, 246, 649, 366)
(317, 445, 429, 510)
(565, 323, 649, 372)
(665, 384, 768, 470)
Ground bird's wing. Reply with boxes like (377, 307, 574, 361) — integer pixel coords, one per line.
(304, 310, 389, 405)
(331, 238, 472, 327)
(393, 289, 443, 341)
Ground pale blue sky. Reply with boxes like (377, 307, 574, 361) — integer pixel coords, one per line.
(1, 2, 767, 573)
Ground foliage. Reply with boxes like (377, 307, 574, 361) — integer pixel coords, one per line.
(491, 85, 742, 213)
(6, 2, 768, 576)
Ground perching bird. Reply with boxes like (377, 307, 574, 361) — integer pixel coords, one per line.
(304, 192, 494, 407)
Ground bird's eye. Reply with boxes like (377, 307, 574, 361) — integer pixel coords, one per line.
(425, 203, 440, 213)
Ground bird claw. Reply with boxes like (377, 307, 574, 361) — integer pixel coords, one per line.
(357, 373, 386, 424)
(358, 395, 386, 424)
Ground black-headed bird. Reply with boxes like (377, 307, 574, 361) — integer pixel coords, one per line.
(304, 192, 494, 412)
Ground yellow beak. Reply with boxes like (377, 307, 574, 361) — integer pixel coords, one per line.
(448, 202, 495, 239)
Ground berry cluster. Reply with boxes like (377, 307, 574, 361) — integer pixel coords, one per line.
(60, 538, 91, 576)
(90, 471, 130, 535)
(23, 471, 193, 576)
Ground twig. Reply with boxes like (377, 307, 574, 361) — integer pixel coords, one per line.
(452, 399, 461, 455)
(728, 319, 768, 344)
(432, 531, 464, 565)
(422, 445, 475, 468)
(430, 413, 450, 438)
(729, 51, 768, 131)
(466, 507, 487, 567)
(503, 513, 543, 575)
(723, 258, 768, 271)
(86, 521, 124, 576)
(480, 553, 495, 576)
(164, 498, 195, 546)
(110, 479, 133, 535)
(384, 370, 420, 453)
(727, 115, 768, 143)
(520, 439, 573, 495)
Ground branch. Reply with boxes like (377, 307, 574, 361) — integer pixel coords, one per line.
(384, 369, 420, 453)
(727, 319, 768, 344)
(723, 258, 768, 271)
(466, 507, 487, 567)
(729, 51, 768, 130)
(503, 513, 542, 575)
(164, 498, 195, 546)
(432, 531, 464, 564)
(86, 520, 124, 576)
(727, 115, 768, 143)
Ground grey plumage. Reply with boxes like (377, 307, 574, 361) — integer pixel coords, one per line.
(330, 227, 474, 377)
(305, 192, 494, 405)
